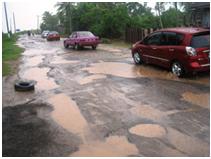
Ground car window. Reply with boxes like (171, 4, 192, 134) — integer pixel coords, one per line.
(146, 32, 161, 45)
(191, 33, 210, 48)
(162, 32, 177, 45)
(78, 32, 94, 37)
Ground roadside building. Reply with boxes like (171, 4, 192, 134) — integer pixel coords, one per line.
(190, 2, 210, 28)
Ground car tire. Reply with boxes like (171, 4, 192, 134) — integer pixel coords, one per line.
(171, 61, 184, 78)
(14, 81, 35, 91)
(76, 44, 80, 50)
(92, 45, 96, 50)
(133, 52, 143, 64)
(64, 42, 69, 48)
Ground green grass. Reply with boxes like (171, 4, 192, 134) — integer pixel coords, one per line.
(2, 34, 24, 76)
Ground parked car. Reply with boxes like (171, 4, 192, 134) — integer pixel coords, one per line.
(47, 31, 60, 41)
(131, 27, 210, 77)
(64, 31, 100, 50)
(41, 30, 49, 38)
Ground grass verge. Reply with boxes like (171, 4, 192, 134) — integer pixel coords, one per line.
(2, 34, 24, 76)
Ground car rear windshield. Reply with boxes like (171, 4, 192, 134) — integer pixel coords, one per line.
(78, 32, 94, 37)
(191, 33, 210, 48)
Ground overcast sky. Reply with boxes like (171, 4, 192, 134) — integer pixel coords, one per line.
(2, 1, 157, 33)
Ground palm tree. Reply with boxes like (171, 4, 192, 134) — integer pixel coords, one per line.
(55, 2, 75, 35)
(155, 2, 165, 28)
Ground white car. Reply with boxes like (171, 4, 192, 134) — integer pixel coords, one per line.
(41, 30, 49, 38)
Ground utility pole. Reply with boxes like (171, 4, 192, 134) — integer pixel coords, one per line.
(4, 2, 10, 38)
(13, 12, 16, 33)
(37, 15, 39, 32)
(10, 18, 12, 34)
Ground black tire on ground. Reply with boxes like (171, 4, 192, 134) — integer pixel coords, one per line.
(14, 81, 35, 91)
(92, 45, 96, 50)
(171, 61, 185, 78)
(133, 52, 143, 64)
(64, 42, 69, 48)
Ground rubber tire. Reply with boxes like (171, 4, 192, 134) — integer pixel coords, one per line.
(14, 81, 35, 91)
(76, 44, 80, 50)
(171, 62, 184, 78)
(92, 45, 96, 50)
(133, 52, 143, 65)
(64, 42, 69, 48)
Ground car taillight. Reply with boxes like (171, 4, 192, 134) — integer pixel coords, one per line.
(186, 46, 197, 56)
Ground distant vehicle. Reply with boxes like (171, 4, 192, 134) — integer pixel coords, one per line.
(41, 30, 49, 38)
(131, 27, 210, 77)
(47, 31, 60, 41)
(64, 31, 100, 50)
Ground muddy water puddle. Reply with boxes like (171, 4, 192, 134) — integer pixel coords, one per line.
(51, 56, 79, 64)
(83, 62, 209, 85)
(48, 93, 139, 157)
(22, 49, 57, 56)
(131, 104, 182, 121)
(181, 92, 210, 109)
(21, 67, 58, 90)
(48, 93, 89, 140)
(71, 136, 139, 157)
(83, 62, 138, 78)
(166, 127, 209, 156)
(129, 124, 166, 138)
(79, 74, 107, 85)
(24, 55, 44, 67)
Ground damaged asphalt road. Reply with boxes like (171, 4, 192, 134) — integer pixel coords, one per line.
(2, 35, 210, 157)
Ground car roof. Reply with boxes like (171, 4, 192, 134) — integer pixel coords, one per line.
(158, 27, 209, 34)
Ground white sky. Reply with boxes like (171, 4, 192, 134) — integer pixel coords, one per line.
(1, 1, 160, 33)
(2, 0, 208, 33)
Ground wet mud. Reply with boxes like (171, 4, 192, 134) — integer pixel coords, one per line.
(48, 94, 89, 140)
(21, 67, 58, 90)
(181, 92, 210, 109)
(2, 103, 80, 157)
(71, 136, 139, 157)
(129, 124, 166, 138)
(2, 35, 210, 157)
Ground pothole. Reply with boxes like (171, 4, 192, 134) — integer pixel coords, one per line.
(130, 104, 182, 121)
(78, 74, 107, 85)
(129, 124, 166, 138)
(166, 127, 209, 156)
(181, 92, 209, 109)
(48, 93, 89, 140)
(21, 67, 58, 90)
(51, 56, 79, 64)
(70, 136, 139, 157)
(24, 55, 44, 67)
(82, 62, 137, 78)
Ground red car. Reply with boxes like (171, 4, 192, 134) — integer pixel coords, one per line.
(47, 31, 60, 41)
(64, 31, 100, 50)
(131, 27, 210, 77)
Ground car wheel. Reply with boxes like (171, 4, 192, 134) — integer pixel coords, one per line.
(92, 45, 96, 50)
(76, 44, 80, 50)
(64, 42, 69, 48)
(171, 62, 184, 77)
(133, 52, 143, 64)
(14, 81, 35, 91)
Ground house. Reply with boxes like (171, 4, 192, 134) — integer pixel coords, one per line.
(190, 2, 210, 28)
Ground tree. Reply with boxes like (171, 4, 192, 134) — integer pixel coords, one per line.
(56, 2, 75, 35)
(155, 2, 165, 28)
(40, 11, 58, 31)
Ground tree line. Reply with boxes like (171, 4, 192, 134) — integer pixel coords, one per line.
(40, 2, 193, 38)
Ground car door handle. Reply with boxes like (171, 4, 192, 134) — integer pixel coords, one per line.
(152, 48, 157, 50)
(169, 48, 175, 51)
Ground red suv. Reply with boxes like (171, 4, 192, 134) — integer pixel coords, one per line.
(131, 27, 210, 77)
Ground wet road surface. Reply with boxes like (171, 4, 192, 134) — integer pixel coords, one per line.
(2, 35, 210, 157)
